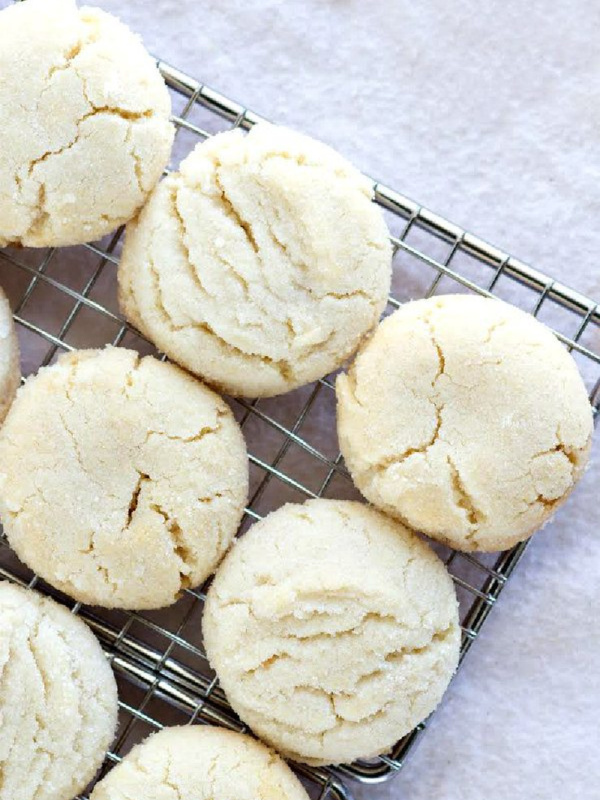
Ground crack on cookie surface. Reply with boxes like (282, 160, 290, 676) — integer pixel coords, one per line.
(446, 455, 485, 543)
(126, 471, 148, 525)
(12, 107, 158, 247)
(145, 223, 296, 389)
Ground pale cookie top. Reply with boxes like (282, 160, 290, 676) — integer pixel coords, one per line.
(90, 725, 309, 800)
(0, 0, 174, 248)
(337, 295, 594, 552)
(203, 499, 460, 766)
(0, 347, 248, 609)
(0, 287, 20, 424)
(119, 123, 392, 397)
(0, 582, 118, 800)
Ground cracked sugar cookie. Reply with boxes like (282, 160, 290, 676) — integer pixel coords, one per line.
(90, 725, 309, 800)
(0, 0, 174, 248)
(337, 294, 594, 552)
(0, 582, 118, 800)
(203, 499, 460, 766)
(118, 123, 392, 397)
(0, 347, 248, 609)
(0, 286, 20, 424)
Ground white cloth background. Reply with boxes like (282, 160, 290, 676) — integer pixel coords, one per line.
(14, 1, 600, 797)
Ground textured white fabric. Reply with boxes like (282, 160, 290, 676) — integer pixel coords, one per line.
(2, 0, 599, 797)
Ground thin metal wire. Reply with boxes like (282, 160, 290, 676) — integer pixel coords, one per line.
(0, 59, 599, 800)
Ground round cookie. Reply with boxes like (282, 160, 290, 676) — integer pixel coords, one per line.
(0, 286, 20, 424)
(89, 725, 309, 800)
(0, 0, 174, 248)
(337, 294, 594, 552)
(119, 122, 392, 397)
(0, 582, 118, 800)
(203, 499, 460, 766)
(0, 347, 248, 609)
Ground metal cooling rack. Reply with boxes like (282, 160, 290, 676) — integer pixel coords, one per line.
(0, 59, 599, 800)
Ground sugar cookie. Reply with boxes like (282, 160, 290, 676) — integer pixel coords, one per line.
(337, 295, 594, 551)
(0, 347, 248, 609)
(90, 725, 309, 800)
(119, 123, 392, 397)
(0, 0, 174, 247)
(0, 582, 118, 800)
(203, 499, 460, 765)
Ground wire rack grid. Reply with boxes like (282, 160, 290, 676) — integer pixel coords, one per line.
(0, 59, 599, 800)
